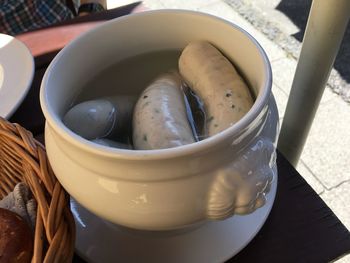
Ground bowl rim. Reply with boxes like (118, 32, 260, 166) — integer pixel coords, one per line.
(40, 9, 272, 161)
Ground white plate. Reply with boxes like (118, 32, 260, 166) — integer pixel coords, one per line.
(71, 175, 277, 263)
(0, 33, 34, 118)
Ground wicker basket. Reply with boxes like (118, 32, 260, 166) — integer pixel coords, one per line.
(0, 117, 75, 263)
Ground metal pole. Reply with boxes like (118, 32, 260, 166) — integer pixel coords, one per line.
(277, 0, 350, 167)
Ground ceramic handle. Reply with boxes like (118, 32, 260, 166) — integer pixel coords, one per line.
(206, 137, 276, 220)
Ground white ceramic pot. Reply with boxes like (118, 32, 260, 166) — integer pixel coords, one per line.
(40, 10, 279, 231)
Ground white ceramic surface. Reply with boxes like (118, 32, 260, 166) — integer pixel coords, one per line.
(0, 33, 34, 118)
(40, 10, 279, 230)
(72, 176, 276, 263)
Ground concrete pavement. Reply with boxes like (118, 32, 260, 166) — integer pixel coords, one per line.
(107, 1, 350, 261)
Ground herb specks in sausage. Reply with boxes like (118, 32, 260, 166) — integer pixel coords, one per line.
(143, 134, 148, 142)
(143, 95, 148, 99)
(142, 101, 150, 109)
(154, 108, 160, 113)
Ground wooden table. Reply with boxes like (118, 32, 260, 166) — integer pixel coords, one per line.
(9, 3, 350, 262)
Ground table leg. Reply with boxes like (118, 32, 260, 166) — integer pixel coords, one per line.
(277, 0, 350, 166)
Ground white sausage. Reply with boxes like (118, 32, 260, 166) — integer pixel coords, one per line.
(179, 41, 254, 136)
(133, 73, 195, 150)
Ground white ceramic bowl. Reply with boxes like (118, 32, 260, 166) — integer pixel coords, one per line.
(40, 10, 279, 231)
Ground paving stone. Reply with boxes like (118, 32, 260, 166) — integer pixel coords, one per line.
(335, 253, 350, 263)
(197, 1, 253, 24)
(296, 160, 325, 194)
(241, 0, 299, 36)
(321, 85, 340, 105)
(197, 1, 286, 62)
(301, 98, 350, 189)
(144, 0, 218, 10)
(271, 57, 297, 95)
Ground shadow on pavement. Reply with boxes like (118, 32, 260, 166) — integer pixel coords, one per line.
(276, 0, 350, 84)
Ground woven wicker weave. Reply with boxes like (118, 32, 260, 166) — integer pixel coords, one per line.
(0, 117, 75, 263)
